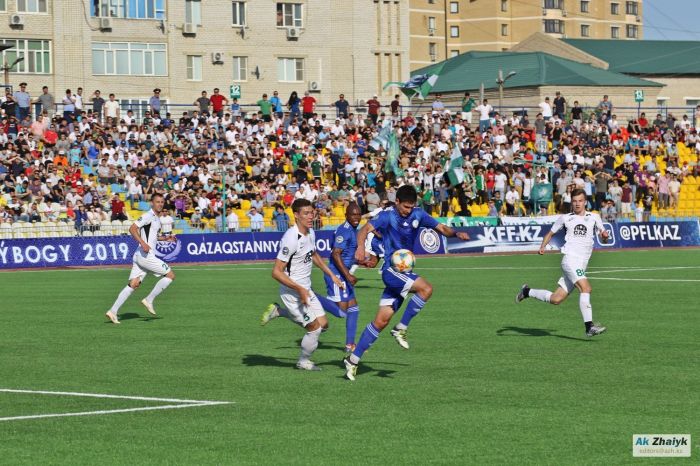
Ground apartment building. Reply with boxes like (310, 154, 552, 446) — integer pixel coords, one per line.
(0, 0, 409, 113)
(410, 0, 643, 69)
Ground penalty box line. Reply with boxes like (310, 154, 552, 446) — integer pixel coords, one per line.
(0, 388, 233, 422)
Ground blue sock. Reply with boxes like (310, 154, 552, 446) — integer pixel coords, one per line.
(345, 306, 359, 346)
(316, 295, 346, 318)
(397, 295, 427, 329)
(351, 323, 381, 362)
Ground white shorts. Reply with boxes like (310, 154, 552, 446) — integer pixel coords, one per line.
(461, 112, 473, 125)
(557, 254, 589, 294)
(280, 285, 325, 327)
(129, 251, 171, 281)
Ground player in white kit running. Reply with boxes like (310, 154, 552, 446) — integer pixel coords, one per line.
(105, 193, 176, 324)
(516, 189, 609, 337)
(260, 199, 346, 371)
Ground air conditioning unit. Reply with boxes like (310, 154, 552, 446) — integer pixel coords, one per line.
(308, 81, 321, 92)
(211, 52, 224, 64)
(542, 8, 547, 16)
(562, 9, 567, 17)
(286, 28, 301, 39)
(636, 15, 641, 22)
(183, 23, 197, 34)
(99, 18, 112, 31)
(9, 14, 24, 27)
(428, 28, 436, 36)
(356, 99, 366, 107)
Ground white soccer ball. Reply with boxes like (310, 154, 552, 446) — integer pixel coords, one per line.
(391, 249, 415, 273)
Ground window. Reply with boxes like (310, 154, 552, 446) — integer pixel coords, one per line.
(580, 24, 590, 37)
(626, 1, 638, 15)
(0, 39, 51, 73)
(119, 98, 165, 121)
(501, 24, 508, 36)
(232, 1, 246, 26)
(450, 50, 460, 58)
(450, 26, 459, 37)
(611, 2, 619, 14)
(450, 2, 458, 13)
(544, 20, 564, 34)
(17, 0, 47, 12)
(91, 0, 165, 19)
(626, 24, 638, 38)
(611, 26, 619, 38)
(277, 57, 303, 81)
(580, 0, 589, 13)
(501, 0, 507, 12)
(429, 43, 437, 61)
(92, 42, 167, 76)
(185, 0, 201, 25)
(276, 3, 302, 28)
(543, 0, 563, 9)
(232, 56, 247, 81)
(187, 55, 202, 81)
(0, 1, 6, 11)
(428, 16, 436, 34)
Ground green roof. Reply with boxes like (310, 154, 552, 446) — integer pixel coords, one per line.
(562, 39, 700, 75)
(412, 51, 662, 93)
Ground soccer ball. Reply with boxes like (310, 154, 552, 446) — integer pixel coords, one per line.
(391, 249, 415, 273)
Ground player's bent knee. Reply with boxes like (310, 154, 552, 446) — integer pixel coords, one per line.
(129, 279, 141, 289)
(166, 271, 175, 280)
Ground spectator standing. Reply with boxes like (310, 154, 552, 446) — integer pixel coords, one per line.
(600, 199, 617, 222)
(460, 91, 476, 126)
(272, 205, 290, 231)
(195, 91, 211, 115)
(13, 82, 31, 121)
(35, 86, 55, 117)
(103, 93, 120, 121)
(257, 93, 272, 122)
(270, 90, 283, 118)
(61, 89, 76, 122)
(210, 88, 228, 117)
(553, 91, 566, 120)
(248, 207, 264, 232)
(149, 88, 162, 115)
(91, 90, 105, 121)
(287, 91, 302, 122)
(366, 95, 381, 125)
(571, 100, 583, 130)
(539, 97, 553, 121)
(74, 87, 84, 116)
(598, 94, 613, 121)
(476, 99, 492, 133)
(335, 94, 349, 119)
(431, 94, 445, 115)
(226, 208, 239, 232)
(301, 91, 316, 120)
(390, 94, 401, 120)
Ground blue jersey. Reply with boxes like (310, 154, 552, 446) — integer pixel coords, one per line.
(329, 221, 358, 275)
(370, 206, 439, 269)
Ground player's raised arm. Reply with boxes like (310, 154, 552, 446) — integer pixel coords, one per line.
(594, 213, 610, 243)
(434, 223, 470, 241)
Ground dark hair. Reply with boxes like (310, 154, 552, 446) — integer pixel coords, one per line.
(396, 185, 418, 203)
(346, 202, 361, 214)
(151, 193, 165, 201)
(291, 198, 312, 213)
(571, 188, 586, 199)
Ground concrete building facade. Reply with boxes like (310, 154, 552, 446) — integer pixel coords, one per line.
(0, 0, 409, 113)
(409, 0, 643, 70)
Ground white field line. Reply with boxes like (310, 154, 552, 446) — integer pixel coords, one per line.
(0, 388, 232, 422)
(589, 277, 700, 282)
(587, 266, 700, 274)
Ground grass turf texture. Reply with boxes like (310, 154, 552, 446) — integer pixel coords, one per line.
(1, 249, 698, 464)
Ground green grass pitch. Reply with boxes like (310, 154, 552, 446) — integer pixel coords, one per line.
(1, 249, 698, 464)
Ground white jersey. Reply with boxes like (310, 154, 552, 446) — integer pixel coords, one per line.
(550, 212, 604, 259)
(276, 225, 316, 289)
(134, 209, 162, 255)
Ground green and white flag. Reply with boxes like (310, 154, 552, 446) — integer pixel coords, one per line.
(383, 74, 439, 101)
(446, 144, 464, 186)
(385, 131, 404, 177)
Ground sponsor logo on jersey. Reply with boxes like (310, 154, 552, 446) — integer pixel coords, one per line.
(336, 236, 344, 244)
(154, 238, 182, 262)
(419, 228, 441, 254)
(573, 224, 588, 236)
(282, 246, 289, 255)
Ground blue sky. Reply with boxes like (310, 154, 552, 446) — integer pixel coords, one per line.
(644, 0, 700, 40)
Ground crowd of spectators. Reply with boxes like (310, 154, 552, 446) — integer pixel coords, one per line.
(1, 83, 699, 235)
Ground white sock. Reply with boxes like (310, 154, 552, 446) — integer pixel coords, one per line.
(299, 327, 322, 362)
(349, 264, 359, 274)
(579, 292, 592, 322)
(145, 277, 173, 303)
(110, 285, 135, 315)
(529, 288, 552, 303)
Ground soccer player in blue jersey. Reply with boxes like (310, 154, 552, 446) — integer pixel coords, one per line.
(343, 185, 470, 380)
(323, 203, 363, 353)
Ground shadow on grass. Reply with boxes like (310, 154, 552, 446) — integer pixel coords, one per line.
(496, 326, 592, 342)
(104, 312, 162, 323)
(241, 354, 406, 378)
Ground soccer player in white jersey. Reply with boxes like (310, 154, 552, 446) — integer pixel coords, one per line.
(516, 188, 609, 337)
(260, 198, 346, 371)
(105, 193, 176, 324)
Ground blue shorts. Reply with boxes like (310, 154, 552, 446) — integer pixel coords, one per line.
(324, 273, 356, 303)
(380, 267, 418, 311)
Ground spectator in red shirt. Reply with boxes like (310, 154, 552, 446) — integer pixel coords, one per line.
(209, 88, 228, 118)
(110, 193, 127, 221)
(366, 95, 381, 124)
(301, 91, 316, 120)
